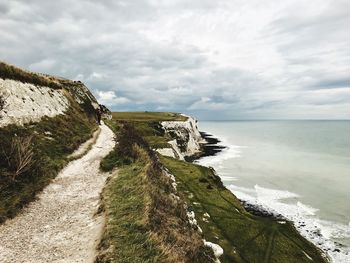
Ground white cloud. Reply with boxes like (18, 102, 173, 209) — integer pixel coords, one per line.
(96, 90, 130, 106)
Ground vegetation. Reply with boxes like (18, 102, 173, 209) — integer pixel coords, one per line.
(101, 111, 327, 263)
(112, 112, 187, 122)
(161, 156, 328, 263)
(2, 135, 35, 181)
(0, 62, 62, 89)
(0, 95, 97, 222)
(97, 122, 215, 263)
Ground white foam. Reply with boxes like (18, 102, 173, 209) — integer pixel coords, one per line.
(228, 184, 350, 262)
(196, 135, 246, 167)
(296, 201, 319, 216)
(197, 131, 350, 262)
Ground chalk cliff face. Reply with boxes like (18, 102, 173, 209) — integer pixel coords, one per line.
(157, 115, 205, 160)
(0, 63, 99, 128)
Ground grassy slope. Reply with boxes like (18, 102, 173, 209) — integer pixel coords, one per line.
(103, 112, 327, 263)
(98, 116, 215, 263)
(109, 112, 186, 149)
(161, 156, 328, 263)
(0, 84, 97, 222)
(97, 161, 165, 263)
(112, 112, 187, 122)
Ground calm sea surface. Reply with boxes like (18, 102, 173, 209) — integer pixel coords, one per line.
(197, 121, 350, 262)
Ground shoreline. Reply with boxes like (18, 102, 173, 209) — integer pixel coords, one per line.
(192, 131, 282, 219)
(185, 131, 226, 162)
(193, 129, 350, 262)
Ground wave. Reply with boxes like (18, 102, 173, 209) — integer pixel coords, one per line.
(196, 135, 246, 168)
(197, 132, 350, 262)
(227, 183, 350, 262)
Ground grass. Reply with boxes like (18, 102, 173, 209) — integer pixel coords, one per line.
(106, 114, 177, 149)
(111, 112, 187, 122)
(0, 61, 62, 89)
(161, 156, 328, 263)
(100, 112, 328, 262)
(0, 93, 97, 222)
(96, 162, 165, 263)
(97, 121, 215, 263)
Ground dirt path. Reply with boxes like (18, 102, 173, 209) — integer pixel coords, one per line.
(0, 123, 115, 263)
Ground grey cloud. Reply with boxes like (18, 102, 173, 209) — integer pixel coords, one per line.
(0, 0, 349, 119)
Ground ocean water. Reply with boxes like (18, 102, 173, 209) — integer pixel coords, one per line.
(196, 121, 350, 262)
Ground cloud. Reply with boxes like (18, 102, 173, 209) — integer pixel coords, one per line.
(0, 0, 349, 119)
(96, 90, 130, 106)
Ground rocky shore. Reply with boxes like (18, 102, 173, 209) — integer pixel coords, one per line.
(185, 131, 226, 162)
(194, 131, 290, 221)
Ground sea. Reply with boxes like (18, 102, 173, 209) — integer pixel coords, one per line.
(196, 120, 350, 263)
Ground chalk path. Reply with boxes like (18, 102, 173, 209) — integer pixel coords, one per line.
(0, 123, 114, 263)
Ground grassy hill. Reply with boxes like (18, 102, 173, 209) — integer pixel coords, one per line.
(99, 112, 328, 263)
(0, 62, 98, 222)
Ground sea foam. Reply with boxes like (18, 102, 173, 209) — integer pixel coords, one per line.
(228, 184, 350, 262)
(197, 133, 350, 262)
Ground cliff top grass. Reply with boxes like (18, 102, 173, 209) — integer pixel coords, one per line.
(111, 112, 187, 122)
(101, 112, 328, 263)
(106, 112, 187, 149)
(161, 155, 328, 263)
(0, 61, 85, 89)
(97, 122, 215, 263)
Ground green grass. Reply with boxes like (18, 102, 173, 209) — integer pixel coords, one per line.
(0, 61, 62, 89)
(96, 162, 164, 263)
(0, 98, 97, 222)
(107, 113, 176, 149)
(98, 121, 215, 263)
(161, 156, 328, 263)
(111, 112, 187, 122)
(101, 112, 328, 262)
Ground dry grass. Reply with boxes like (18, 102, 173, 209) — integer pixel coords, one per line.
(2, 136, 35, 181)
(0, 61, 62, 89)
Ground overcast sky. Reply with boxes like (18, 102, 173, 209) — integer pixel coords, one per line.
(1, 0, 350, 119)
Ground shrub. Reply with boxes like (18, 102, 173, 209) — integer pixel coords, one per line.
(2, 136, 35, 181)
(100, 122, 149, 171)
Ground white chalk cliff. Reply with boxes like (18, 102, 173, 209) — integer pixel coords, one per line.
(0, 77, 98, 128)
(157, 115, 205, 160)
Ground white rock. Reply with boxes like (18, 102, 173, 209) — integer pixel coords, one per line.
(0, 78, 69, 127)
(204, 240, 224, 260)
(158, 115, 204, 160)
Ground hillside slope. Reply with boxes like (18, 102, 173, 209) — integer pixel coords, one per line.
(0, 62, 100, 222)
(0, 123, 114, 263)
(99, 112, 329, 263)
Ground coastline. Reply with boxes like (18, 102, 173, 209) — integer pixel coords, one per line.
(185, 131, 226, 162)
(194, 127, 350, 263)
(194, 131, 286, 220)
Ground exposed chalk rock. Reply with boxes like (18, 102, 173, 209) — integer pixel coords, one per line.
(158, 115, 205, 160)
(0, 78, 70, 127)
(204, 240, 224, 263)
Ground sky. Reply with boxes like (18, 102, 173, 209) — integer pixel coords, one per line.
(1, 0, 350, 120)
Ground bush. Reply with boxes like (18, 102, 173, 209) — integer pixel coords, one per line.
(1, 136, 35, 181)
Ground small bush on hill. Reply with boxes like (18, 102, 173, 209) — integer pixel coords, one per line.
(2, 136, 35, 181)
